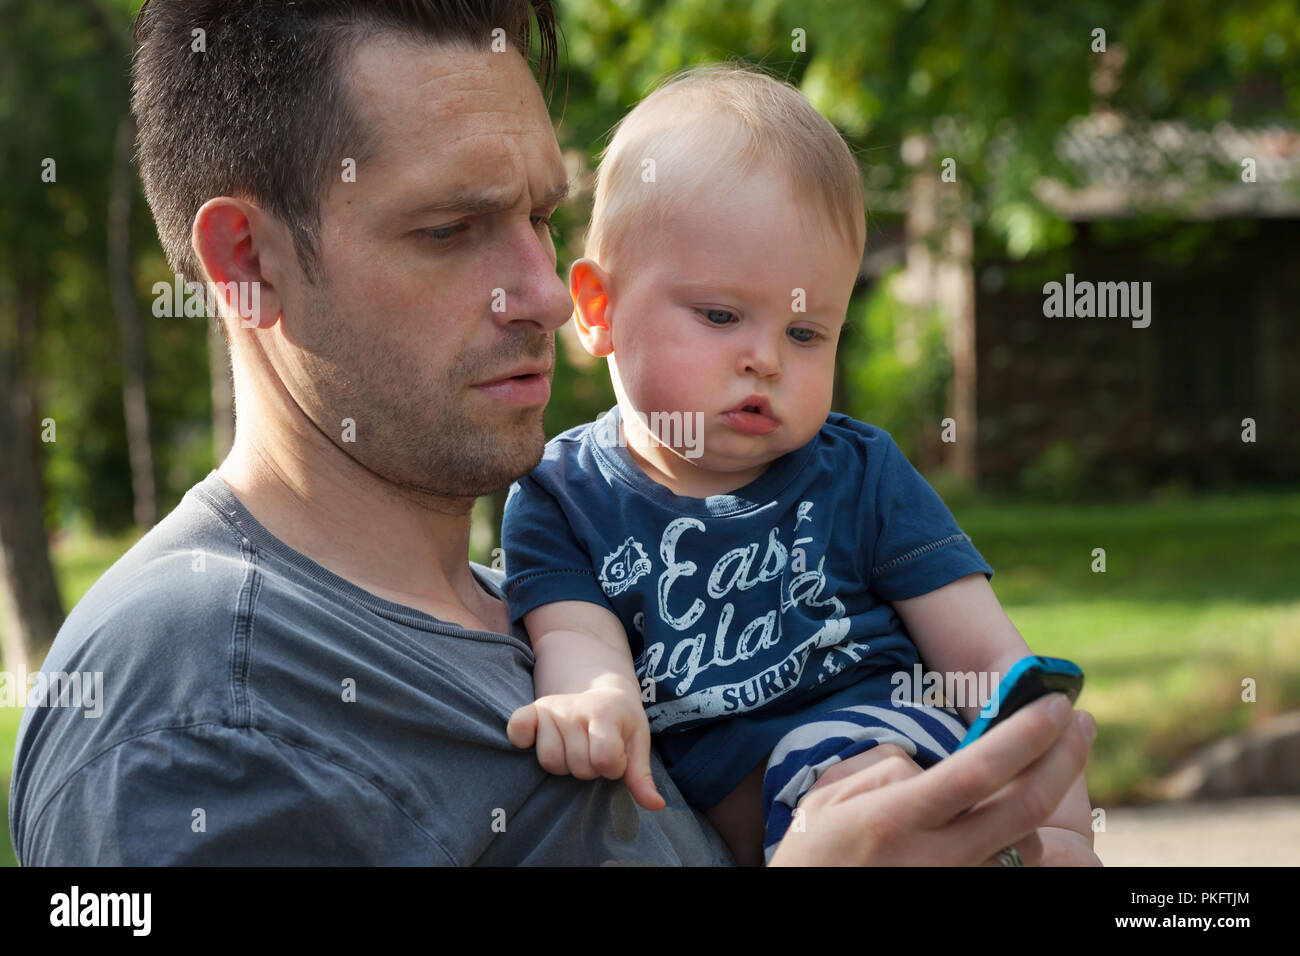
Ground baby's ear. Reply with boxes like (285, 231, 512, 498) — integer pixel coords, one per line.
(569, 258, 614, 358)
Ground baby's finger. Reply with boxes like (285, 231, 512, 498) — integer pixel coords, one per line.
(560, 718, 597, 780)
(624, 724, 666, 811)
(533, 709, 569, 776)
(506, 705, 538, 750)
(587, 717, 628, 779)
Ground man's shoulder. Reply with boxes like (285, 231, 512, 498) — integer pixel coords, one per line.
(9, 480, 258, 862)
(12, 719, 450, 865)
(45, 478, 251, 670)
(15, 478, 255, 766)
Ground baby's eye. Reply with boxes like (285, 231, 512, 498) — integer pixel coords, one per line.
(702, 308, 736, 326)
(788, 327, 818, 343)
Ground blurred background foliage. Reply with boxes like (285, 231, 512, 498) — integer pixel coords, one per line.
(2, 0, 1296, 532)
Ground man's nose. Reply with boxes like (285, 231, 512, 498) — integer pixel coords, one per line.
(491, 221, 573, 333)
(738, 331, 782, 379)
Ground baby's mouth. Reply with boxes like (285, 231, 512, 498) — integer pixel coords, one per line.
(721, 396, 779, 435)
(725, 394, 775, 419)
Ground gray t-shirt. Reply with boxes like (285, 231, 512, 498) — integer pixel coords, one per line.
(8, 472, 735, 865)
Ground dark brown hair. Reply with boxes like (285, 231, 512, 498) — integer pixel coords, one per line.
(131, 0, 559, 287)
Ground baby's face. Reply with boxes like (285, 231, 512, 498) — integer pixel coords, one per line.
(603, 169, 862, 480)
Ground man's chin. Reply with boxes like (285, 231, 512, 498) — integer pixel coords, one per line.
(433, 412, 547, 496)
(481, 416, 546, 477)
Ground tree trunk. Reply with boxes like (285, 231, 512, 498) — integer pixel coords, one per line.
(0, 275, 66, 676)
(898, 131, 978, 481)
(108, 115, 157, 527)
(939, 215, 978, 483)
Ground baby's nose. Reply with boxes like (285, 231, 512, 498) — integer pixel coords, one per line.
(738, 339, 781, 378)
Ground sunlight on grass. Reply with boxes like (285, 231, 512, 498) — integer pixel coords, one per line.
(1001, 594, 1300, 804)
(52, 528, 145, 607)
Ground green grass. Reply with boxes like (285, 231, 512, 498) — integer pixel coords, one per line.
(957, 490, 1300, 806)
(1, 493, 1297, 865)
(50, 527, 145, 608)
(0, 704, 21, 866)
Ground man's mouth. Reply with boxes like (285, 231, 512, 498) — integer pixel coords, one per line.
(472, 363, 552, 407)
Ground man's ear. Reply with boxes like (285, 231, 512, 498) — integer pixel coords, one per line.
(569, 258, 614, 358)
(192, 197, 284, 331)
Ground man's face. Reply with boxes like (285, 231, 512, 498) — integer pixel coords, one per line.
(269, 35, 572, 499)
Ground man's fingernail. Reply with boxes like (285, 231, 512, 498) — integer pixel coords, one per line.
(1049, 693, 1070, 723)
(1079, 712, 1097, 742)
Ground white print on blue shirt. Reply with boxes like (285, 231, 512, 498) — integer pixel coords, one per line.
(501, 410, 995, 754)
(598, 537, 652, 596)
(604, 503, 869, 731)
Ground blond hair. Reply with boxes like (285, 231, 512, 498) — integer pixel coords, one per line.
(584, 62, 866, 271)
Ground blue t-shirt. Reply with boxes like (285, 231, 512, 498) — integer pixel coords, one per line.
(501, 406, 993, 808)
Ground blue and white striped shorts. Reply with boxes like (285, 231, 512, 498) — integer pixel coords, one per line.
(761, 700, 968, 863)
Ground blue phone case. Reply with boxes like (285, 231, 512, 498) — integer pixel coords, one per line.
(955, 655, 1084, 751)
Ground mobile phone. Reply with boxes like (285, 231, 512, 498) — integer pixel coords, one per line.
(955, 656, 1084, 751)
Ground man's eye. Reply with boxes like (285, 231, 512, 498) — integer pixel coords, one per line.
(788, 327, 818, 343)
(532, 215, 559, 239)
(702, 308, 736, 325)
(423, 223, 466, 242)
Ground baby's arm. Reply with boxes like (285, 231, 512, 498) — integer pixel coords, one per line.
(506, 599, 665, 811)
(891, 573, 1099, 864)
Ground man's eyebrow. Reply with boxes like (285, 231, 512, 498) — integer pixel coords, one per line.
(540, 177, 572, 209)
(405, 177, 571, 218)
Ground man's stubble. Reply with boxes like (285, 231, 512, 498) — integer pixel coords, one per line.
(291, 278, 554, 501)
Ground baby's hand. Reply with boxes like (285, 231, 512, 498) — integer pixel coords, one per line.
(507, 686, 666, 811)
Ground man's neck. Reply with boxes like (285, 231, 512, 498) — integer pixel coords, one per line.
(217, 421, 508, 635)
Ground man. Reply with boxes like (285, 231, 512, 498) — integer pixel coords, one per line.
(9, 0, 1095, 865)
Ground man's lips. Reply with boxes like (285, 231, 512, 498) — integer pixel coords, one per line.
(472, 364, 552, 407)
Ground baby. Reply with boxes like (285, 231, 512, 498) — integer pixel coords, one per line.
(501, 64, 1092, 865)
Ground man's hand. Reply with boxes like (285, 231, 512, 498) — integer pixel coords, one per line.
(1036, 826, 1103, 866)
(768, 692, 1096, 865)
(507, 684, 666, 811)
